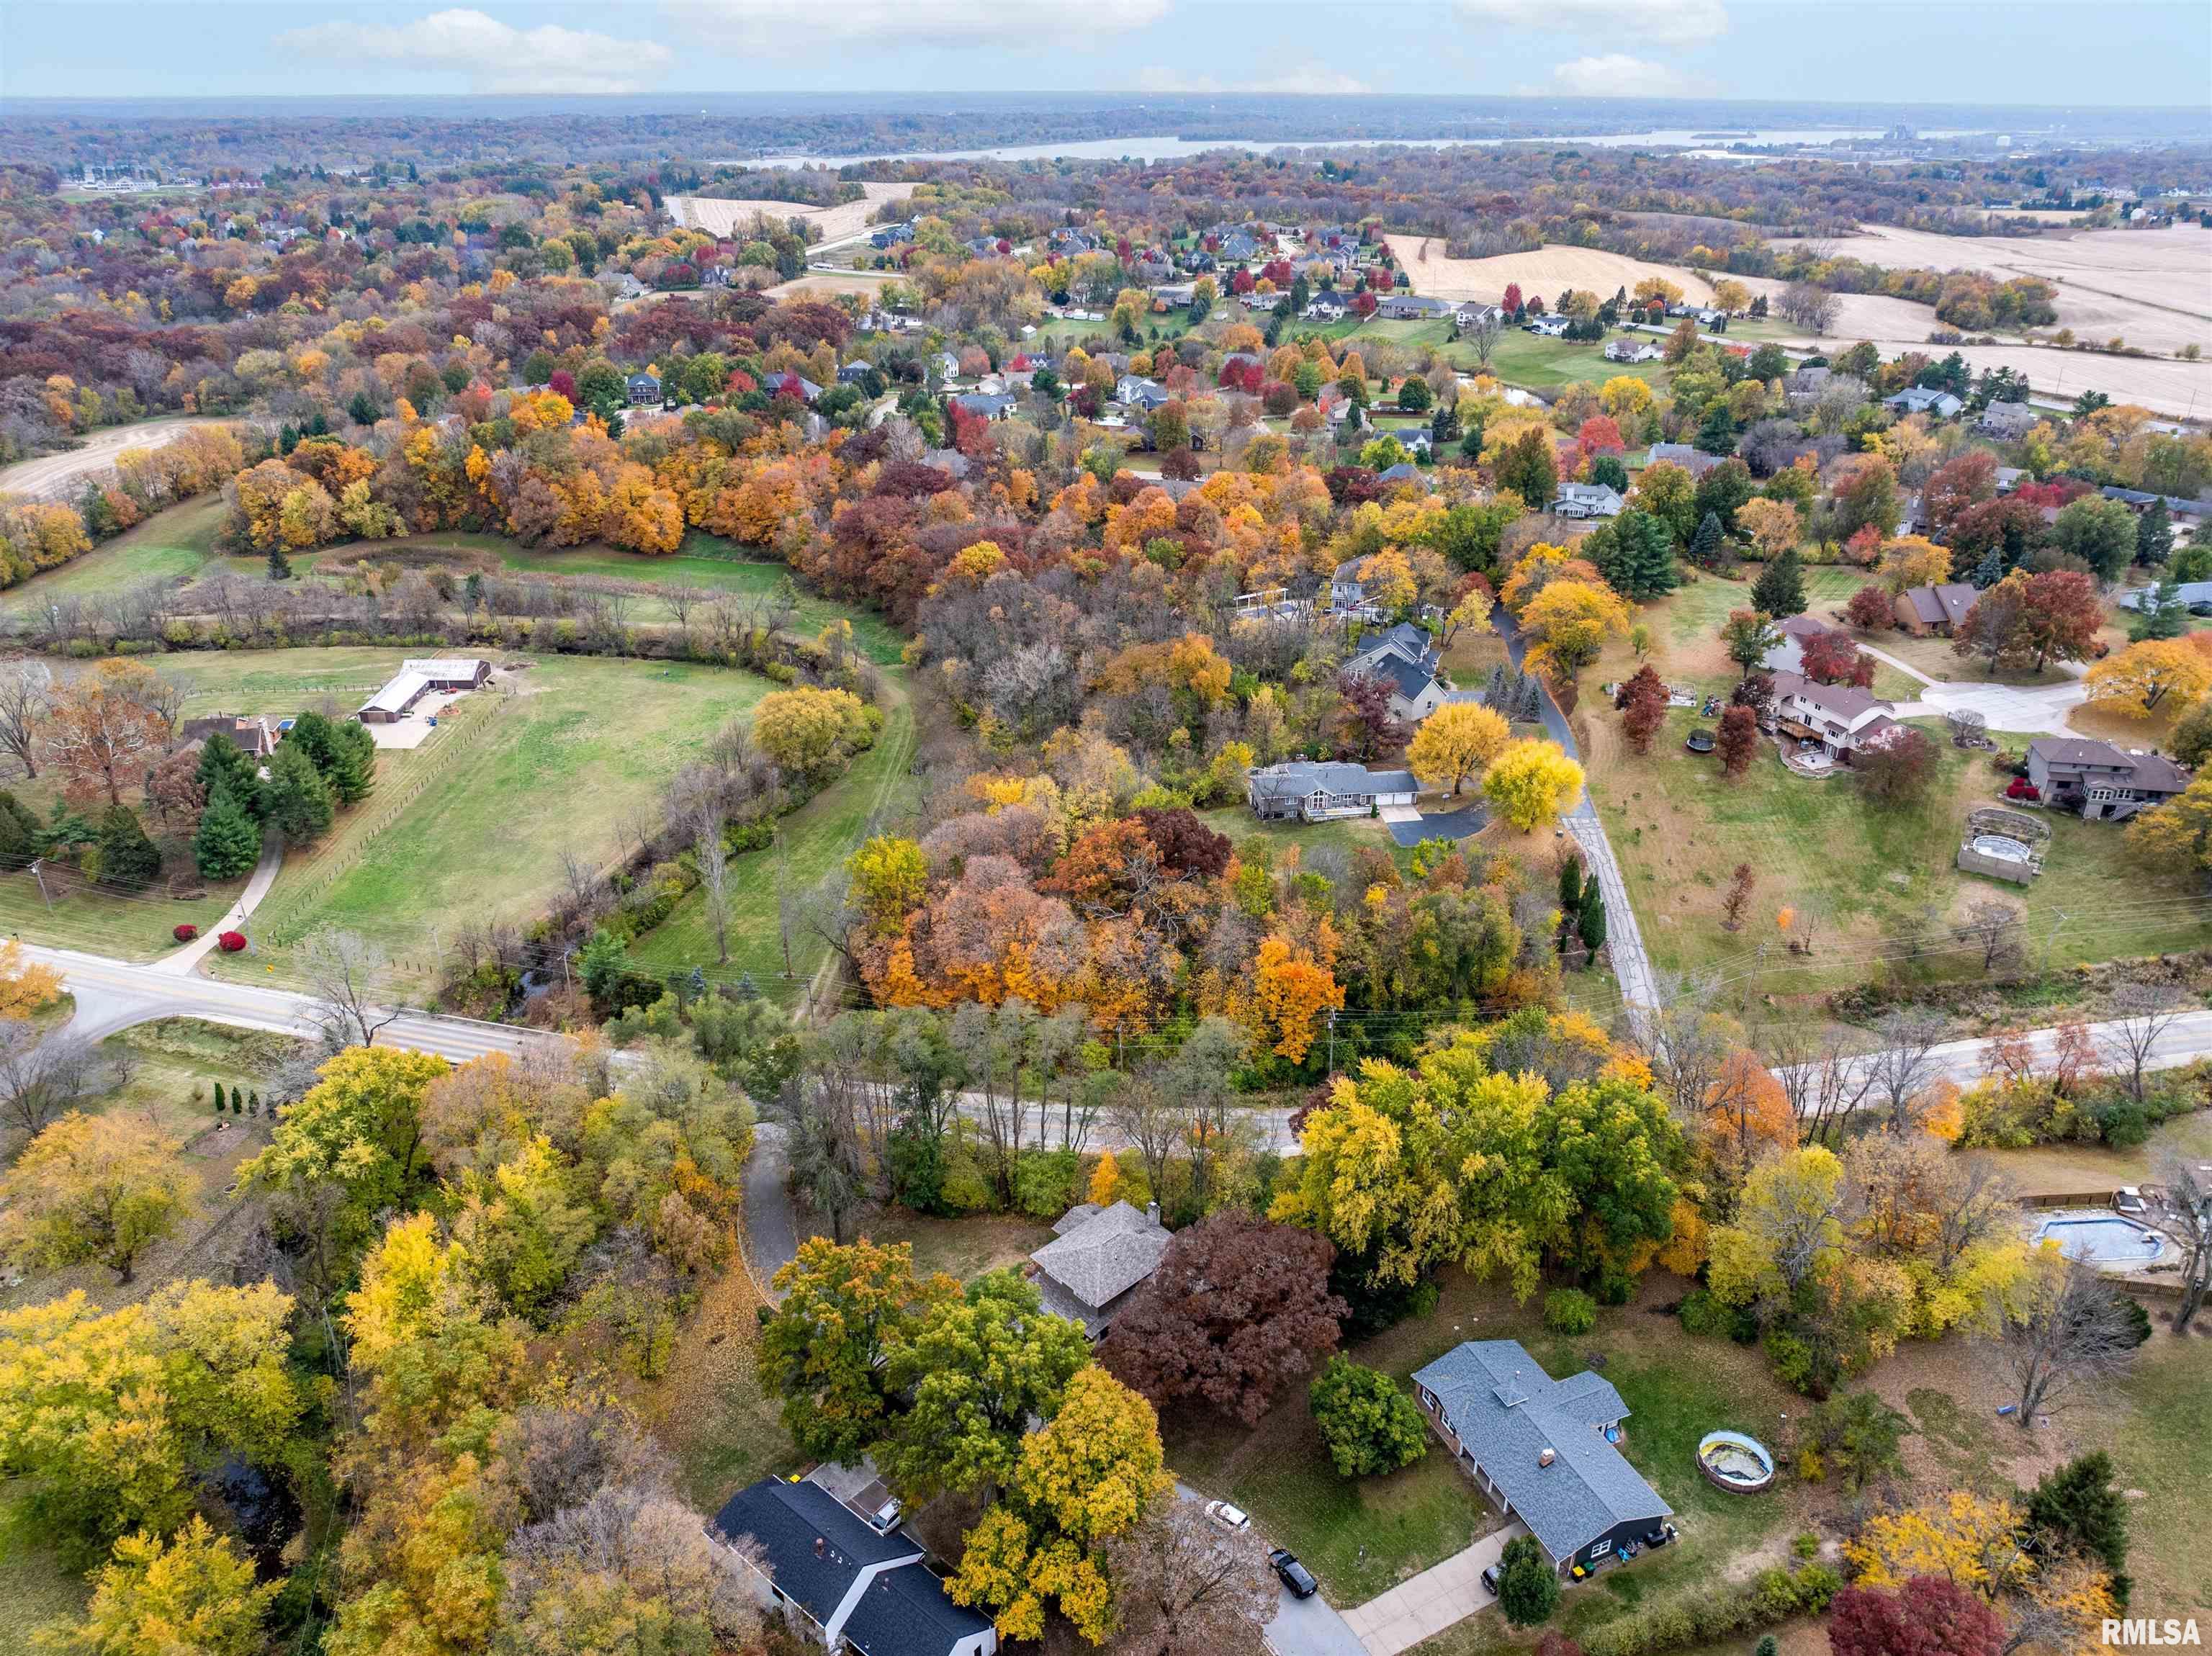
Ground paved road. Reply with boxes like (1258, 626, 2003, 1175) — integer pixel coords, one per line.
(743, 1121, 801, 1301)
(1825, 1007, 2212, 1096)
(1491, 603, 1660, 1017)
(1339, 1522, 1524, 1656)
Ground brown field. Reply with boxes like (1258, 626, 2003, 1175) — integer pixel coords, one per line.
(1771, 222, 2212, 355)
(763, 269, 897, 301)
(1380, 236, 1727, 308)
(0, 416, 238, 504)
(664, 181, 912, 246)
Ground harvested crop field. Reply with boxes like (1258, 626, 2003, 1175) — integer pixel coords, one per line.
(763, 270, 896, 301)
(1770, 222, 2212, 355)
(664, 181, 911, 245)
(1380, 236, 1723, 307)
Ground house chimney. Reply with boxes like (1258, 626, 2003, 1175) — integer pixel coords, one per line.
(1539, 1449, 1555, 1469)
(1146, 1202, 1159, 1225)
(814, 1536, 825, 1558)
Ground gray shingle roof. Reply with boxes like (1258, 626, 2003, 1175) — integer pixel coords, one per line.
(839, 1563, 995, 1656)
(711, 1479, 917, 1629)
(1030, 1200, 1168, 1313)
(1413, 1341, 1671, 1564)
(1249, 762, 1418, 799)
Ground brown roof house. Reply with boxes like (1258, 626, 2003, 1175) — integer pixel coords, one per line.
(179, 714, 285, 758)
(1026, 1200, 1169, 1337)
(2026, 738, 2189, 822)
(1894, 582, 1977, 636)
(1768, 672, 1900, 762)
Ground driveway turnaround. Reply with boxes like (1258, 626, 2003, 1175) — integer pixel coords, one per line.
(1339, 1522, 1526, 1656)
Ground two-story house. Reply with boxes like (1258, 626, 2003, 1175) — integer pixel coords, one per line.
(1768, 672, 1900, 761)
(2025, 738, 2190, 822)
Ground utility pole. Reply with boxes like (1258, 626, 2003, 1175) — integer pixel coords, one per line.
(1326, 1008, 1337, 1076)
(28, 857, 50, 912)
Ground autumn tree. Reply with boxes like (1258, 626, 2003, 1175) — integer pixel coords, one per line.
(1235, 935, 1344, 1066)
(1618, 665, 1668, 755)
(2125, 776, 2212, 876)
(1483, 739, 1584, 832)
(2085, 639, 2212, 717)
(1102, 1497, 1278, 1656)
(342, 1211, 526, 1447)
(1737, 497, 1801, 560)
(1719, 608, 1782, 678)
(1827, 1576, 2006, 1656)
(41, 1516, 277, 1656)
(752, 686, 878, 787)
(1308, 1356, 1428, 1477)
(1847, 583, 1897, 629)
(1856, 729, 1940, 809)
(1407, 701, 1509, 795)
(1100, 1213, 1346, 1426)
(243, 1045, 451, 1236)
(1843, 1492, 2032, 1603)
(1990, 1254, 2139, 1426)
(0, 1110, 192, 1283)
(1519, 579, 1632, 684)
(44, 659, 175, 807)
(0, 937, 63, 1017)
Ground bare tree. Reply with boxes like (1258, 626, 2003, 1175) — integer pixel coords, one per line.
(695, 819, 732, 966)
(1463, 310, 1503, 372)
(1108, 1070, 1182, 1202)
(1989, 1254, 2138, 1426)
(2102, 983, 2185, 1104)
(778, 1086, 868, 1244)
(1763, 1022, 1874, 1146)
(2150, 1156, 2211, 1334)
(1863, 1009, 1951, 1133)
(300, 927, 404, 1049)
(1103, 1498, 1278, 1656)
(1943, 708, 1988, 747)
(0, 658, 53, 778)
(1637, 973, 1738, 1121)
(0, 1020, 97, 1140)
(1953, 899, 2026, 974)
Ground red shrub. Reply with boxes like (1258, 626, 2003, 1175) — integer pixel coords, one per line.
(174, 923, 199, 942)
(217, 931, 247, 953)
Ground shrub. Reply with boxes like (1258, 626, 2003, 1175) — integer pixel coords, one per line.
(1309, 1356, 1429, 1478)
(1497, 1534, 1561, 1627)
(174, 924, 199, 942)
(1544, 1288, 1598, 1335)
(216, 931, 247, 953)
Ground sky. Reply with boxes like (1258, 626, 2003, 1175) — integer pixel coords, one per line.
(4, 0, 2209, 109)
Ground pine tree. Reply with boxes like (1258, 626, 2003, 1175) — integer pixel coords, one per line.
(0, 789, 40, 870)
(195, 733, 264, 820)
(192, 783, 263, 879)
(1690, 510, 1725, 569)
(323, 721, 377, 805)
(97, 805, 163, 891)
(212, 1081, 225, 1112)
(1751, 547, 1805, 617)
(2136, 497, 2172, 567)
(264, 742, 335, 845)
(266, 546, 292, 581)
(1578, 878, 1608, 954)
(249, 1090, 260, 1114)
(1972, 546, 2004, 589)
(287, 711, 338, 775)
(1557, 854, 1583, 914)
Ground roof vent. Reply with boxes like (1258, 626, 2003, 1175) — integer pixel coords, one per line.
(814, 1536, 826, 1558)
(1539, 1448, 1556, 1468)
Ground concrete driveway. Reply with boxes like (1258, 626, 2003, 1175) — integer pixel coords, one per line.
(1339, 1523, 1525, 1656)
(1902, 678, 2087, 735)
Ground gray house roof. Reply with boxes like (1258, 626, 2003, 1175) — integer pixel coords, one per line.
(711, 1479, 917, 1629)
(1413, 1341, 1671, 1565)
(2119, 580, 2212, 611)
(1248, 761, 1419, 801)
(1030, 1201, 1168, 1325)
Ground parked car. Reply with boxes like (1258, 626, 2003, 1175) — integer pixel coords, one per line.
(1205, 1500, 1251, 1532)
(1480, 1564, 1501, 1597)
(1269, 1548, 1318, 1598)
(2114, 1186, 2148, 1216)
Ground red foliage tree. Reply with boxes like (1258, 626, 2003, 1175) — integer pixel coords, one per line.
(2014, 568, 2105, 672)
(1717, 703, 1760, 777)
(1923, 449, 2000, 543)
(1350, 289, 1379, 319)
(1576, 415, 1625, 456)
(1097, 1214, 1346, 1425)
(1845, 584, 1895, 630)
(1843, 524, 1886, 567)
(1828, 1578, 2005, 1656)
(1134, 806, 1233, 880)
(1800, 629, 1875, 688)
(1502, 282, 1524, 312)
(1615, 665, 1670, 755)
(1334, 670, 1404, 760)
(1857, 726, 1941, 807)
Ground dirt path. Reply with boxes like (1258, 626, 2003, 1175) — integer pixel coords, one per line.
(0, 417, 235, 503)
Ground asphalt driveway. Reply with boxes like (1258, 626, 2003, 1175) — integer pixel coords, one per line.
(1388, 804, 1488, 845)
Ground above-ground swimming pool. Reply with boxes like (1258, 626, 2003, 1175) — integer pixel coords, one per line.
(1696, 1431, 1776, 1493)
(1971, 834, 2031, 861)
(2033, 1213, 2169, 1269)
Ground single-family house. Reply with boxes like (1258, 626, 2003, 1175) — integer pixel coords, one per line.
(763, 371, 822, 403)
(934, 351, 961, 382)
(1413, 1341, 1673, 1580)
(1884, 386, 1964, 420)
(2100, 486, 2207, 523)
(1975, 400, 2038, 438)
(1376, 294, 1454, 321)
(1152, 281, 1197, 308)
(1026, 1201, 1170, 1336)
(1526, 315, 1572, 338)
(1786, 364, 1832, 398)
(1644, 442, 1724, 480)
(951, 392, 1017, 421)
(1455, 302, 1507, 329)
(836, 362, 875, 386)
(1115, 375, 1171, 413)
(1348, 621, 1442, 678)
(1305, 292, 1350, 321)
(1377, 461, 1433, 490)
(1894, 582, 1978, 636)
(1246, 761, 1419, 822)
(1550, 483, 1624, 520)
(1604, 338, 1664, 364)
(2118, 579, 2212, 613)
(1218, 232, 1259, 262)
(1768, 672, 1899, 760)
(709, 1477, 995, 1656)
(1760, 614, 1833, 675)
(1330, 556, 1385, 613)
(2025, 738, 2190, 822)
(178, 714, 286, 759)
(624, 372, 662, 407)
(1355, 652, 1449, 724)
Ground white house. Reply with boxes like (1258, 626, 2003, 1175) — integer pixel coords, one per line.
(1768, 672, 1900, 760)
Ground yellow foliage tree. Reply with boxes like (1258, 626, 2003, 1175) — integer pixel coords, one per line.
(42, 1515, 276, 1656)
(1519, 580, 1632, 683)
(0, 1110, 192, 1284)
(0, 939, 64, 1016)
(2084, 639, 2212, 717)
(2123, 775, 2212, 874)
(1736, 497, 1803, 560)
(1480, 739, 1585, 832)
(1407, 701, 1510, 796)
(1843, 1490, 2032, 1602)
(1877, 535, 1955, 594)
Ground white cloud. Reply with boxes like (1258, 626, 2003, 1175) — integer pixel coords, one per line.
(1460, 0, 1727, 45)
(670, 0, 1171, 55)
(281, 9, 673, 95)
(1545, 53, 1699, 96)
(1136, 64, 1372, 96)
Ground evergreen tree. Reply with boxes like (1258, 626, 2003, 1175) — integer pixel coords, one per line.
(1689, 510, 1725, 569)
(2027, 1451, 2131, 1601)
(1751, 547, 1806, 616)
(264, 742, 334, 844)
(1597, 509, 1678, 600)
(2131, 579, 2188, 642)
(1578, 878, 1608, 954)
(249, 1090, 260, 1113)
(97, 804, 163, 891)
(0, 789, 40, 870)
(195, 733, 264, 819)
(347, 391, 379, 426)
(324, 721, 377, 805)
(2136, 498, 2172, 567)
(266, 546, 292, 581)
(1694, 400, 1737, 455)
(1972, 546, 2005, 589)
(1557, 854, 1583, 914)
(212, 1082, 225, 1112)
(192, 783, 263, 879)
(286, 711, 338, 775)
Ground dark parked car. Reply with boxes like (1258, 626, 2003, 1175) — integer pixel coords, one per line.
(1269, 1548, 1319, 1599)
(1480, 1564, 1501, 1597)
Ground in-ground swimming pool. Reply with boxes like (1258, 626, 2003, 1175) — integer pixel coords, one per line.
(2033, 1213, 2169, 1269)
(1970, 834, 2031, 861)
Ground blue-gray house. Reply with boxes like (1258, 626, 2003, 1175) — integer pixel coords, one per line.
(1412, 1341, 1673, 1578)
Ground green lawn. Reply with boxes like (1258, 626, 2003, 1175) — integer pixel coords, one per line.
(176, 652, 778, 990)
(0, 868, 246, 963)
(630, 672, 915, 1004)
(1650, 566, 1922, 703)
(1198, 806, 1408, 868)
(2076, 1335, 2212, 1616)
(0, 495, 232, 612)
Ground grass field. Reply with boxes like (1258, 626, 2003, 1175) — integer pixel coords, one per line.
(1290, 315, 1674, 392)
(1653, 564, 1923, 703)
(153, 651, 780, 989)
(630, 671, 915, 1004)
(0, 495, 234, 612)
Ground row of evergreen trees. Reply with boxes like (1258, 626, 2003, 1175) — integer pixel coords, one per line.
(193, 713, 377, 879)
(0, 791, 166, 889)
(1557, 852, 1608, 960)
(210, 1081, 262, 1115)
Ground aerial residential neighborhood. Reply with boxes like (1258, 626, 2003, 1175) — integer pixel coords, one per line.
(0, 13, 2206, 1656)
